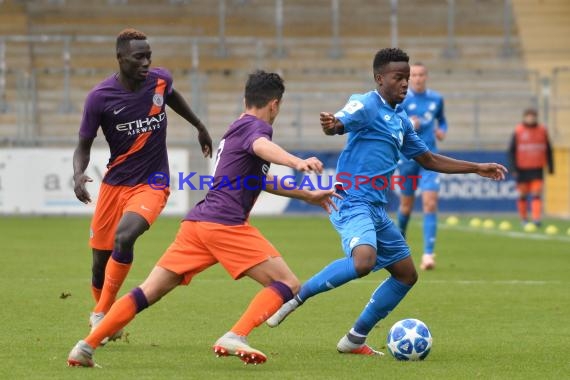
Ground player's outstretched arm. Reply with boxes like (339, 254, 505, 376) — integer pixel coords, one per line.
(263, 174, 341, 214)
(414, 151, 507, 180)
(166, 88, 212, 158)
(320, 112, 345, 135)
(252, 137, 323, 173)
(72, 136, 95, 204)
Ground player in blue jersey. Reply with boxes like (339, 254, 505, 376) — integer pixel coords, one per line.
(267, 48, 507, 355)
(397, 62, 448, 270)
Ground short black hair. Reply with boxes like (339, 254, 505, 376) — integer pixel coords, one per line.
(373, 48, 409, 75)
(244, 70, 285, 109)
(523, 107, 538, 116)
(116, 28, 147, 53)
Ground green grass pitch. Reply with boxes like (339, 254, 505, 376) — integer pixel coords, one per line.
(0, 215, 569, 379)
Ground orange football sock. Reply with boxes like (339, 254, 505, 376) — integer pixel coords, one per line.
(531, 197, 542, 222)
(91, 286, 102, 303)
(93, 258, 132, 314)
(85, 293, 137, 349)
(230, 286, 284, 337)
(517, 198, 528, 221)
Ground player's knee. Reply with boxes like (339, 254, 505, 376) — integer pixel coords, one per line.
(352, 249, 376, 277)
(423, 200, 437, 213)
(407, 269, 419, 286)
(114, 230, 137, 249)
(395, 270, 418, 287)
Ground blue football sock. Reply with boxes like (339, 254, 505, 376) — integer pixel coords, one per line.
(297, 257, 359, 302)
(423, 212, 437, 254)
(353, 277, 412, 336)
(397, 211, 410, 237)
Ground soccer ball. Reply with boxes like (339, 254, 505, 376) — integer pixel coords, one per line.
(386, 319, 432, 361)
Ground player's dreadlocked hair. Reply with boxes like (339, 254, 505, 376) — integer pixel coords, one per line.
(372, 48, 409, 75)
(244, 70, 285, 109)
(116, 28, 147, 53)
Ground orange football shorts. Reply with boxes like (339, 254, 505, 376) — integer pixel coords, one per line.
(89, 182, 169, 250)
(156, 220, 281, 283)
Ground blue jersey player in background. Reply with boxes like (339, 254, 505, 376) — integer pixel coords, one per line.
(266, 48, 507, 355)
(397, 62, 448, 270)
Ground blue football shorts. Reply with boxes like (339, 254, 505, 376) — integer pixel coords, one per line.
(330, 191, 410, 271)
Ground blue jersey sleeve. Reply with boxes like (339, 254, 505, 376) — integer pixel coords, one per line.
(436, 97, 448, 132)
(334, 95, 368, 133)
(400, 117, 429, 159)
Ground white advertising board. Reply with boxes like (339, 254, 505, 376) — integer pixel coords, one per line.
(0, 148, 189, 215)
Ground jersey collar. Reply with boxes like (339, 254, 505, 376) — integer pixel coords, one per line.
(375, 90, 402, 112)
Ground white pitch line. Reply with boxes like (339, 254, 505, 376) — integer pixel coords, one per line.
(439, 224, 570, 242)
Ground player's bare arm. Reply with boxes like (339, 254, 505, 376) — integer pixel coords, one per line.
(263, 174, 341, 214)
(320, 112, 345, 135)
(252, 137, 323, 173)
(72, 136, 95, 204)
(166, 88, 213, 158)
(434, 127, 446, 141)
(414, 151, 507, 180)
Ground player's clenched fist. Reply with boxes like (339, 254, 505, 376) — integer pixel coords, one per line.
(320, 112, 337, 135)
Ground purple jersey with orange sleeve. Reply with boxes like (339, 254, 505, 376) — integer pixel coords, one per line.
(185, 114, 272, 225)
(78, 67, 173, 186)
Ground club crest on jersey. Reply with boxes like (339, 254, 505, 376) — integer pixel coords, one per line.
(349, 237, 361, 249)
(408, 103, 417, 111)
(429, 102, 437, 111)
(153, 93, 164, 107)
(342, 100, 364, 115)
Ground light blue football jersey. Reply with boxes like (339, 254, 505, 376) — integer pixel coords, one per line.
(401, 88, 447, 152)
(334, 90, 428, 205)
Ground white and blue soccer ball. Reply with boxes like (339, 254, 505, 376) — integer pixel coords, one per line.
(386, 318, 432, 361)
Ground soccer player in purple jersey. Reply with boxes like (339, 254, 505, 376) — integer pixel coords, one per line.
(72, 28, 212, 343)
(67, 70, 339, 367)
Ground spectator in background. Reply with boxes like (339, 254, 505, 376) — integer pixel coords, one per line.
(508, 107, 554, 227)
